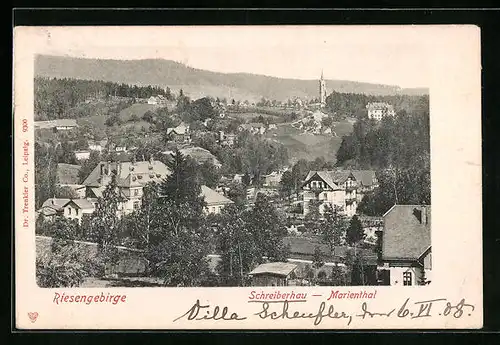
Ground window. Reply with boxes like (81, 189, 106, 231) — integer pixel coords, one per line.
(133, 201, 140, 210)
(403, 271, 412, 286)
(75, 209, 79, 216)
(134, 189, 139, 196)
(68, 208, 72, 215)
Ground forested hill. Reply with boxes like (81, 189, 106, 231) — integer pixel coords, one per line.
(335, 96, 431, 216)
(35, 55, 428, 102)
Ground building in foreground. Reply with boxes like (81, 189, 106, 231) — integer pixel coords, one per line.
(301, 170, 358, 217)
(249, 262, 298, 287)
(380, 204, 431, 286)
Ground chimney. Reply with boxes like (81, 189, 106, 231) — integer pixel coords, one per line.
(106, 161, 111, 176)
(421, 205, 427, 225)
(100, 163, 105, 176)
(117, 162, 122, 177)
(149, 154, 154, 165)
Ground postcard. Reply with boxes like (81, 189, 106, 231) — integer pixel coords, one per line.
(13, 25, 482, 329)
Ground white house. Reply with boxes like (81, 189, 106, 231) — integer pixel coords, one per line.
(366, 102, 396, 121)
(74, 150, 91, 161)
(82, 158, 171, 216)
(301, 170, 358, 217)
(381, 205, 431, 286)
(262, 171, 283, 187)
(201, 185, 234, 214)
(38, 198, 95, 224)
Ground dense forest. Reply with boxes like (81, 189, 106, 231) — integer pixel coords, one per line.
(34, 77, 174, 121)
(334, 95, 431, 216)
(326, 91, 429, 119)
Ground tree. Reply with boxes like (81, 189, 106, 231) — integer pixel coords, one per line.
(145, 149, 212, 286)
(346, 215, 365, 246)
(246, 193, 288, 262)
(279, 170, 294, 201)
(35, 142, 58, 208)
(54, 185, 79, 199)
(87, 174, 125, 276)
(312, 246, 324, 269)
(197, 161, 221, 189)
(242, 172, 251, 187)
(226, 181, 247, 205)
(216, 204, 259, 286)
(36, 216, 86, 288)
(320, 205, 348, 257)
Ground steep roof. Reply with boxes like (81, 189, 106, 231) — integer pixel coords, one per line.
(41, 198, 71, 211)
(351, 170, 377, 187)
(382, 205, 431, 262)
(180, 147, 221, 167)
(201, 185, 233, 206)
(40, 198, 94, 211)
(82, 160, 171, 188)
(67, 199, 95, 210)
(303, 170, 354, 189)
(249, 262, 298, 277)
(167, 122, 189, 135)
(366, 102, 394, 110)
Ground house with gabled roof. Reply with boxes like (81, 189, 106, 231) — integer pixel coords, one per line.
(38, 198, 95, 224)
(82, 157, 171, 215)
(301, 170, 358, 217)
(380, 204, 431, 286)
(166, 122, 191, 143)
(201, 185, 233, 214)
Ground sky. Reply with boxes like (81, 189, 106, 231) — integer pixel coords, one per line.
(27, 26, 434, 88)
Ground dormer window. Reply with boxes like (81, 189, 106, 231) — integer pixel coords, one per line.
(137, 175, 143, 179)
(148, 166, 153, 170)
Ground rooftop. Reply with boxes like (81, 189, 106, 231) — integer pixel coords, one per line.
(201, 185, 233, 206)
(82, 160, 171, 188)
(382, 205, 431, 262)
(249, 262, 298, 277)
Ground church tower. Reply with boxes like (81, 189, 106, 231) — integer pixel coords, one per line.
(319, 69, 327, 108)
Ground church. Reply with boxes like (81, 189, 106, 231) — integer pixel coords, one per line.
(319, 70, 327, 108)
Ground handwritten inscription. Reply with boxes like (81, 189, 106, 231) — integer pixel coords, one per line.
(173, 299, 247, 322)
(173, 297, 475, 326)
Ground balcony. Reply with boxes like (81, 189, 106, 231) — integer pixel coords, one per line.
(345, 197, 357, 205)
(345, 185, 357, 192)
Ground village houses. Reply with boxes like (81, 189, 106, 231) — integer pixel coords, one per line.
(380, 205, 431, 286)
(39, 156, 234, 220)
(238, 122, 266, 135)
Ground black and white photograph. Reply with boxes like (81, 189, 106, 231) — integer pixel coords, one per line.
(32, 26, 431, 289)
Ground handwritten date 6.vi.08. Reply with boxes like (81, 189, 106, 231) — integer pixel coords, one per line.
(174, 297, 475, 326)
